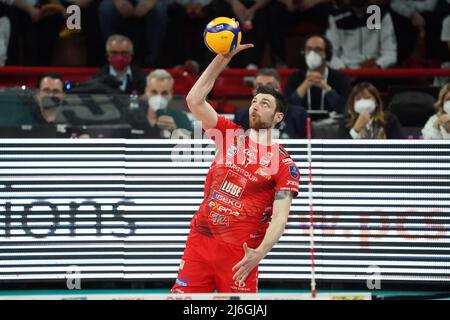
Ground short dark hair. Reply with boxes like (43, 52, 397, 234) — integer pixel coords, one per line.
(255, 68, 281, 84)
(36, 72, 64, 90)
(255, 85, 288, 115)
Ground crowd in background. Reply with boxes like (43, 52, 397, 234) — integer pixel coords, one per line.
(0, 0, 450, 140)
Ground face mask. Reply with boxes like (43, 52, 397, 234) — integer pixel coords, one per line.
(305, 50, 323, 70)
(109, 55, 130, 70)
(148, 95, 169, 111)
(444, 100, 450, 114)
(40, 96, 62, 110)
(354, 98, 376, 114)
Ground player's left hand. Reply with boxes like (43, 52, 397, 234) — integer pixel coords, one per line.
(232, 243, 264, 286)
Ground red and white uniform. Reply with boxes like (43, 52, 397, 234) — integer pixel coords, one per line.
(172, 116, 300, 293)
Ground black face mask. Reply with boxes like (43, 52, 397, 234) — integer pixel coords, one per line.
(40, 96, 62, 110)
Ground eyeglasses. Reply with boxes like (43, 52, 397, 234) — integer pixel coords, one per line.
(107, 50, 131, 56)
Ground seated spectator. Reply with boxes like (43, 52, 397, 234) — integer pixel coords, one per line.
(234, 68, 307, 138)
(422, 83, 450, 139)
(326, 0, 397, 69)
(284, 34, 352, 114)
(34, 72, 66, 124)
(128, 69, 193, 138)
(434, 16, 450, 87)
(339, 82, 406, 139)
(92, 34, 146, 94)
(98, 0, 168, 67)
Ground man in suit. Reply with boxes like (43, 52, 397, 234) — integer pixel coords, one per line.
(284, 34, 352, 115)
(92, 34, 146, 95)
(234, 68, 307, 139)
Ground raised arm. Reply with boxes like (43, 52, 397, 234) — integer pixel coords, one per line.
(186, 43, 253, 131)
(232, 190, 294, 285)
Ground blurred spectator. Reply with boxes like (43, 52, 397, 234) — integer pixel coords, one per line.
(72, 0, 105, 67)
(0, 1, 11, 66)
(222, 0, 278, 68)
(279, 0, 334, 32)
(422, 83, 450, 139)
(284, 34, 351, 114)
(98, 0, 168, 67)
(390, 0, 440, 66)
(326, 0, 397, 69)
(164, 0, 213, 71)
(34, 72, 66, 124)
(128, 69, 192, 137)
(276, 0, 336, 66)
(434, 16, 450, 87)
(234, 68, 307, 138)
(339, 81, 405, 139)
(91, 34, 146, 94)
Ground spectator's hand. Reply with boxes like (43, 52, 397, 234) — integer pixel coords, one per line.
(443, 121, 450, 133)
(353, 112, 372, 133)
(360, 58, 380, 69)
(308, 71, 332, 92)
(297, 72, 316, 97)
(114, 0, 135, 18)
(437, 113, 450, 128)
(156, 115, 177, 131)
(135, 0, 156, 17)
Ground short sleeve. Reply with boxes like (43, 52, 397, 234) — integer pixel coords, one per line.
(205, 115, 243, 141)
(274, 160, 300, 197)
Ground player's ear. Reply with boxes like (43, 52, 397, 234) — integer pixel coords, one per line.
(274, 112, 284, 125)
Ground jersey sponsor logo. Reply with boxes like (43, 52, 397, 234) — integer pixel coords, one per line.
(259, 155, 271, 168)
(255, 167, 271, 180)
(209, 211, 230, 226)
(208, 201, 240, 217)
(287, 180, 299, 186)
(279, 187, 297, 192)
(289, 165, 299, 179)
(212, 191, 243, 209)
(179, 259, 185, 270)
(221, 181, 244, 199)
(175, 278, 188, 287)
(225, 161, 258, 182)
(282, 158, 294, 165)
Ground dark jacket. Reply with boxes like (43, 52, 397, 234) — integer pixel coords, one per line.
(337, 112, 407, 139)
(284, 67, 352, 114)
(92, 65, 147, 95)
(233, 104, 307, 139)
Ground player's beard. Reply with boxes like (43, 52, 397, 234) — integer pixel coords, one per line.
(249, 112, 274, 130)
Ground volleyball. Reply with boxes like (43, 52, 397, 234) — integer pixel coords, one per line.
(203, 17, 242, 55)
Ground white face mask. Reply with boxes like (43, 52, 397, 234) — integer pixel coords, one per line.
(305, 50, 323, 70)
(444, 100, 450, 114)
(148, 95, 169, 111)
(354, 98, 376, 114)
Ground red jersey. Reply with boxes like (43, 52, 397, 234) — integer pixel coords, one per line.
(191, 116, 300, 248)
